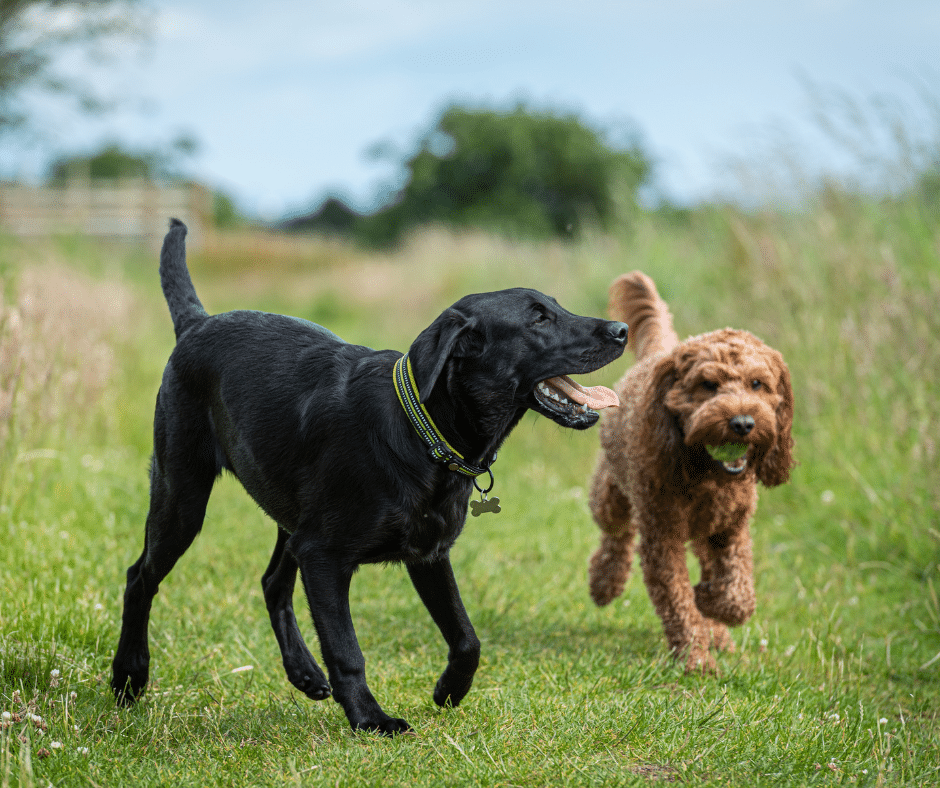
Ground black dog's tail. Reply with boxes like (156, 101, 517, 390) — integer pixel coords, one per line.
(160, 219, 208, 340)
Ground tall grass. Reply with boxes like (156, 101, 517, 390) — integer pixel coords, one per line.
(0, 191, 938, 785)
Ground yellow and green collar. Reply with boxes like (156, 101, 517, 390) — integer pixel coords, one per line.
(393, 353, 495, 479)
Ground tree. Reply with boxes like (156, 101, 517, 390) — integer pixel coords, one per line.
(0, 0, 147, 134)
(283, 103, 653, 246)
(374, 103, 652, 243)
(46, 136, 199, 182)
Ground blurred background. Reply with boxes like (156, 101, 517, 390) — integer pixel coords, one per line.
(0, 0, 938, 245)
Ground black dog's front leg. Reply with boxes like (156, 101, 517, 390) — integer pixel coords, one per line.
(290, 541, 411, 736)
(407, 557, 481, 708)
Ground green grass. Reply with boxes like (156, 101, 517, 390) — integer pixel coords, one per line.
(0, 197, 938, 786)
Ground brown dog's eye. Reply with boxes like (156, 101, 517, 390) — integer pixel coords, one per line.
(751, 380, 763, 390)
(701, 380, 719, 392)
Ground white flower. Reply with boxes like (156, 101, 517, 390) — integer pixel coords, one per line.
(50, 741, 63, 749)
(821, 489, 835, 504)
(79, 747, 89, 756)
(879, 717, 888, 725)
(70, 691, 77, 702)
(50, 669, 60, 678)
(1, 712, 10, 721)
(94, 603, 103, 611)
(784, 645, 796, 657)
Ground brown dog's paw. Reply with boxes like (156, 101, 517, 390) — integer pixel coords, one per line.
(588, 536, 632, 606)
(694, 578, 755, 627)
(671, 627, 719, 674)
(706, 620, 735, 653)
(682, 645, 718, 674)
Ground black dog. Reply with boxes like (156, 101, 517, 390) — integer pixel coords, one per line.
(112, 219, 628, 734)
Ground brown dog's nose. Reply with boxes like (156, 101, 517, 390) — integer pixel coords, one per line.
(606, 321, 629, 345)
(729, 415, 755, 436)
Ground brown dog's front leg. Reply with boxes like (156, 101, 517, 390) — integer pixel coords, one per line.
(407, 556, 481, 708)
(639, 535, 716, 673)
(692, 528, 756, 627)
(290, 541, 411, 736)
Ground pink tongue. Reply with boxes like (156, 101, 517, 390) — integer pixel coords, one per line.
(547, 376, 620, 409)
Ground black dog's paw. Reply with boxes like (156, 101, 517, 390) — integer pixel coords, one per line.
(111, 669, 148, 707)
(433, 666, 475, 708)
(353, 716, 413, 737)
(292, 673, 332, 701)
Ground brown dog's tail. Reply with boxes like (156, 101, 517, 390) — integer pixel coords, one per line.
(607, 271, 678, 361)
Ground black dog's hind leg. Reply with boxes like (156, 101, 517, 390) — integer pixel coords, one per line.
(111, 390, 216, 704)
(262, 528, 331, 700)
(288, 536, 411, 735)
(407, 557, 480, 708)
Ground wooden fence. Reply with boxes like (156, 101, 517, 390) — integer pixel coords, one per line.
(0, 180, 212, 248)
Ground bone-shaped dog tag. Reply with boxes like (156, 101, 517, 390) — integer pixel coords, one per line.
(470, 496, 501, 517)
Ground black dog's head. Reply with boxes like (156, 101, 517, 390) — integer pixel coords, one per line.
(408, 288, 628, 439)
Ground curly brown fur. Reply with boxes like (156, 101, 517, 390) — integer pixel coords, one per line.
(588, 271, 794, 672)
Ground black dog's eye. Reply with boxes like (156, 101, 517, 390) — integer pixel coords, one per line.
(701, 380, 719, 392)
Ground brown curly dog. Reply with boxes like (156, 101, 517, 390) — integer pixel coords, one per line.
(588, 271, 794, 672)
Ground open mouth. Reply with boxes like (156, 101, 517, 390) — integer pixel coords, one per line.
(705, 443, 749, 475)
(533, 375, 619, 428)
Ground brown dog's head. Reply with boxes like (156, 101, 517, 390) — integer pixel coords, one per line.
(640, 329, 794, 489)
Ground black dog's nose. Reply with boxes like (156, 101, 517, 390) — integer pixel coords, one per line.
(606, 321, 629, 345)
(729, 415, 755, 436)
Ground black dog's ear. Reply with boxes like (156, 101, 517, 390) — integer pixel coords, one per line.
(410, 308, 478, 403)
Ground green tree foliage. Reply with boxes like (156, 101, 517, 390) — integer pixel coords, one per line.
(0, 0, 147, 134)
(46, 137, 198, 183)
(390, 104, 651, 240)
(286, 103, 652, 246)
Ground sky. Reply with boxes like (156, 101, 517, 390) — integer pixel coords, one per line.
(3, 0, 939, 220)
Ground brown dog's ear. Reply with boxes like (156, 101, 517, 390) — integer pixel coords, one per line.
(640, 353, 684, 488)
(409, 308, 479, 403)
(756, 354, 795, 487)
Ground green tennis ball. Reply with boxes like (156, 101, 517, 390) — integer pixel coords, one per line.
(706, 443, 748, 463)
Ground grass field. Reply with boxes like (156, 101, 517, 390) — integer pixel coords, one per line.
(0, 196, 938, 786)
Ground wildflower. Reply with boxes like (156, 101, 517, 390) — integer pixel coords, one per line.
(879, 717, 888, 725)
(94, 603, 103, 611)
(759, 638, 768, 652)
(50, 668, 61, 688)
(784, 645, 796, 657)
(821, 490, 835, 504)
(79, 747, 89, 756)
(70, 691, 77, 702)
(50, 741, 63, 750)
(1, 712, 10, 721)
(828, 713, 840, 722)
